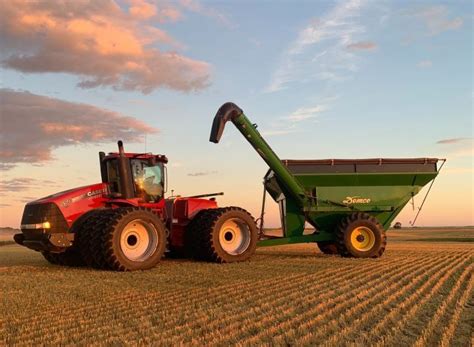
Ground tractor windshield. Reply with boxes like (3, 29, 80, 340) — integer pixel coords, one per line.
(131, 159, 164, 202)
(106, 158, 165, 202)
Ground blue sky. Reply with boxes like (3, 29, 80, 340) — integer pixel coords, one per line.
(0, 0, 472, 227)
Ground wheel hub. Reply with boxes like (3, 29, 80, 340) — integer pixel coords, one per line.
(219, 218, 251, 255)
(351, 226, 375, 252)
(120, 219, 159, 262)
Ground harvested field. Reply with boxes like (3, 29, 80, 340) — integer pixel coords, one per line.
(0, 228, 472, 345)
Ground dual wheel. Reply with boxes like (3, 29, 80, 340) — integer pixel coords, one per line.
(317, 212, 386, 258)
(186, 207, 258, 263)
(42, 206, 258, 271)
(42, 207, 167, 271)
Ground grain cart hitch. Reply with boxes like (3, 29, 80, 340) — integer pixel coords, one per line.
(210, 102, 444, 258)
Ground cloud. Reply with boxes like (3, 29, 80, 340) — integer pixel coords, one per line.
(187, 170, 217, 177)
(346, 41, 377, 51)
(0, 178, 58, 193)
(287, 105, 325, 122)
(0, 89, 157, 169)
(179, 0, 234, 28)
(412, 5, 463, 35)
(436, 138, 471, 145)
(0, 0, 210, 93)
(266, 0, 374, 92)
(436, 138, 473, 158)
(417, 60, 432, 68)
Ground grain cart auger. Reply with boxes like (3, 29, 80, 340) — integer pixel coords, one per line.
(210, 102, 444, 258)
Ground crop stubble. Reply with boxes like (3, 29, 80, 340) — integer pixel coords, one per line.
(0, 236, 472, 346)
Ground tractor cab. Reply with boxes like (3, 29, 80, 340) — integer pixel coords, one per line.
(100, 141, 168, 203)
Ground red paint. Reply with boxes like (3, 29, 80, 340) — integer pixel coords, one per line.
(168, 197, 218, 249)
(27, 183, 218, 249)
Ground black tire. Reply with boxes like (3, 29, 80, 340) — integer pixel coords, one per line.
(336, 212, 386, 258)
(165, 246, 191, 259)
(40, 209, 100, 267)
(75, 209, 112, 269)
(41, 248, 84, 267)
(316, 241, 339, 255)
(188, 207, 258, 263)
(87, 207, 166, 271)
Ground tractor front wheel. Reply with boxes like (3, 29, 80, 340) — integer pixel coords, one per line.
(41, 248, 84, 267)
(189, 207, 258, 263)
(336, 212, 386, 258)
(82, 207, 166, 271)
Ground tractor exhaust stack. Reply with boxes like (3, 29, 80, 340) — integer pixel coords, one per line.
(117, 140, 135, 199)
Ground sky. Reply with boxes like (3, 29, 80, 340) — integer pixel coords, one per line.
(0, 0, 472, 228)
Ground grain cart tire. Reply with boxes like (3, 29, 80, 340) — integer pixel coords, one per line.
(316, 241, 339, 255)
(336, 212, 386, 258)
(92, 207, 166, 271)
(190, 207, 258, 263)
(41, 248, 84, 267)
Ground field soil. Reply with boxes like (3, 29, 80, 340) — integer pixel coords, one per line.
(0, 227, 472, 345)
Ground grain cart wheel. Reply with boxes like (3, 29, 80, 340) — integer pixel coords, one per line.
(316, 241, 339, 255)
(87, 207, 166, 271)
(336, 212, 386, 258)
(190, 207, 258, 263)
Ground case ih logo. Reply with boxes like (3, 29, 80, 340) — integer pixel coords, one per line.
(343, 196, 371, 204)
(62, 188, 106, 207)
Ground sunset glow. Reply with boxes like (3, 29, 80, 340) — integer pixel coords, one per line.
(0, 0, 472, 228)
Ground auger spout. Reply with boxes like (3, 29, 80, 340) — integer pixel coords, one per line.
(210, 102, 308, 207)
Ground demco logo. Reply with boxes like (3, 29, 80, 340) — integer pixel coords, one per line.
(343, 196, 371, 204)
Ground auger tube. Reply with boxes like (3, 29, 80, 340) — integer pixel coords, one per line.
(210, 102, 308, 207)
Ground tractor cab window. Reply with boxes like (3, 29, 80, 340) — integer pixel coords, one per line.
(131, 159, 164, 202)
(106, 160, 121, 194)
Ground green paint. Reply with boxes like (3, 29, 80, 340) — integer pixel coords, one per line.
(226, 111, 440, 247)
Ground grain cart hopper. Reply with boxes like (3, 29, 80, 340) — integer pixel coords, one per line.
(210, 102, 443, 257)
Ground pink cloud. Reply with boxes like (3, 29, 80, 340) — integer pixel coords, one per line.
(346, 41, 377, 51)
(0, 89, 158, 169)
(0, 1, 210, 93)
(436, 138, 471, 144)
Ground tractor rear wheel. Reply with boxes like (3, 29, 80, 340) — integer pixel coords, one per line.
(316, 241, 339, 255)
(81, 207, 166, 271)
(336, 212, 386, 258)
(189, 207, 258, 263)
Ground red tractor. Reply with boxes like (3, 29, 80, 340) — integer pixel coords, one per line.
(14, 141, 258, 271)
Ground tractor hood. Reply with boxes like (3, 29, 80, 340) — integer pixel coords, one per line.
(23, 183, 108, 228)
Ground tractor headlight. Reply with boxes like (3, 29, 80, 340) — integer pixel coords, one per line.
(21, 221, 51, 229)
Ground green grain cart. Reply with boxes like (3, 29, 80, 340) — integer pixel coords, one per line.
(210, 102, 443, 258)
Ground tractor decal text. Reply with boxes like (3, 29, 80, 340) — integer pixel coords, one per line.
(62, 188, 107, 207)
(342, 196, 371, 205)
